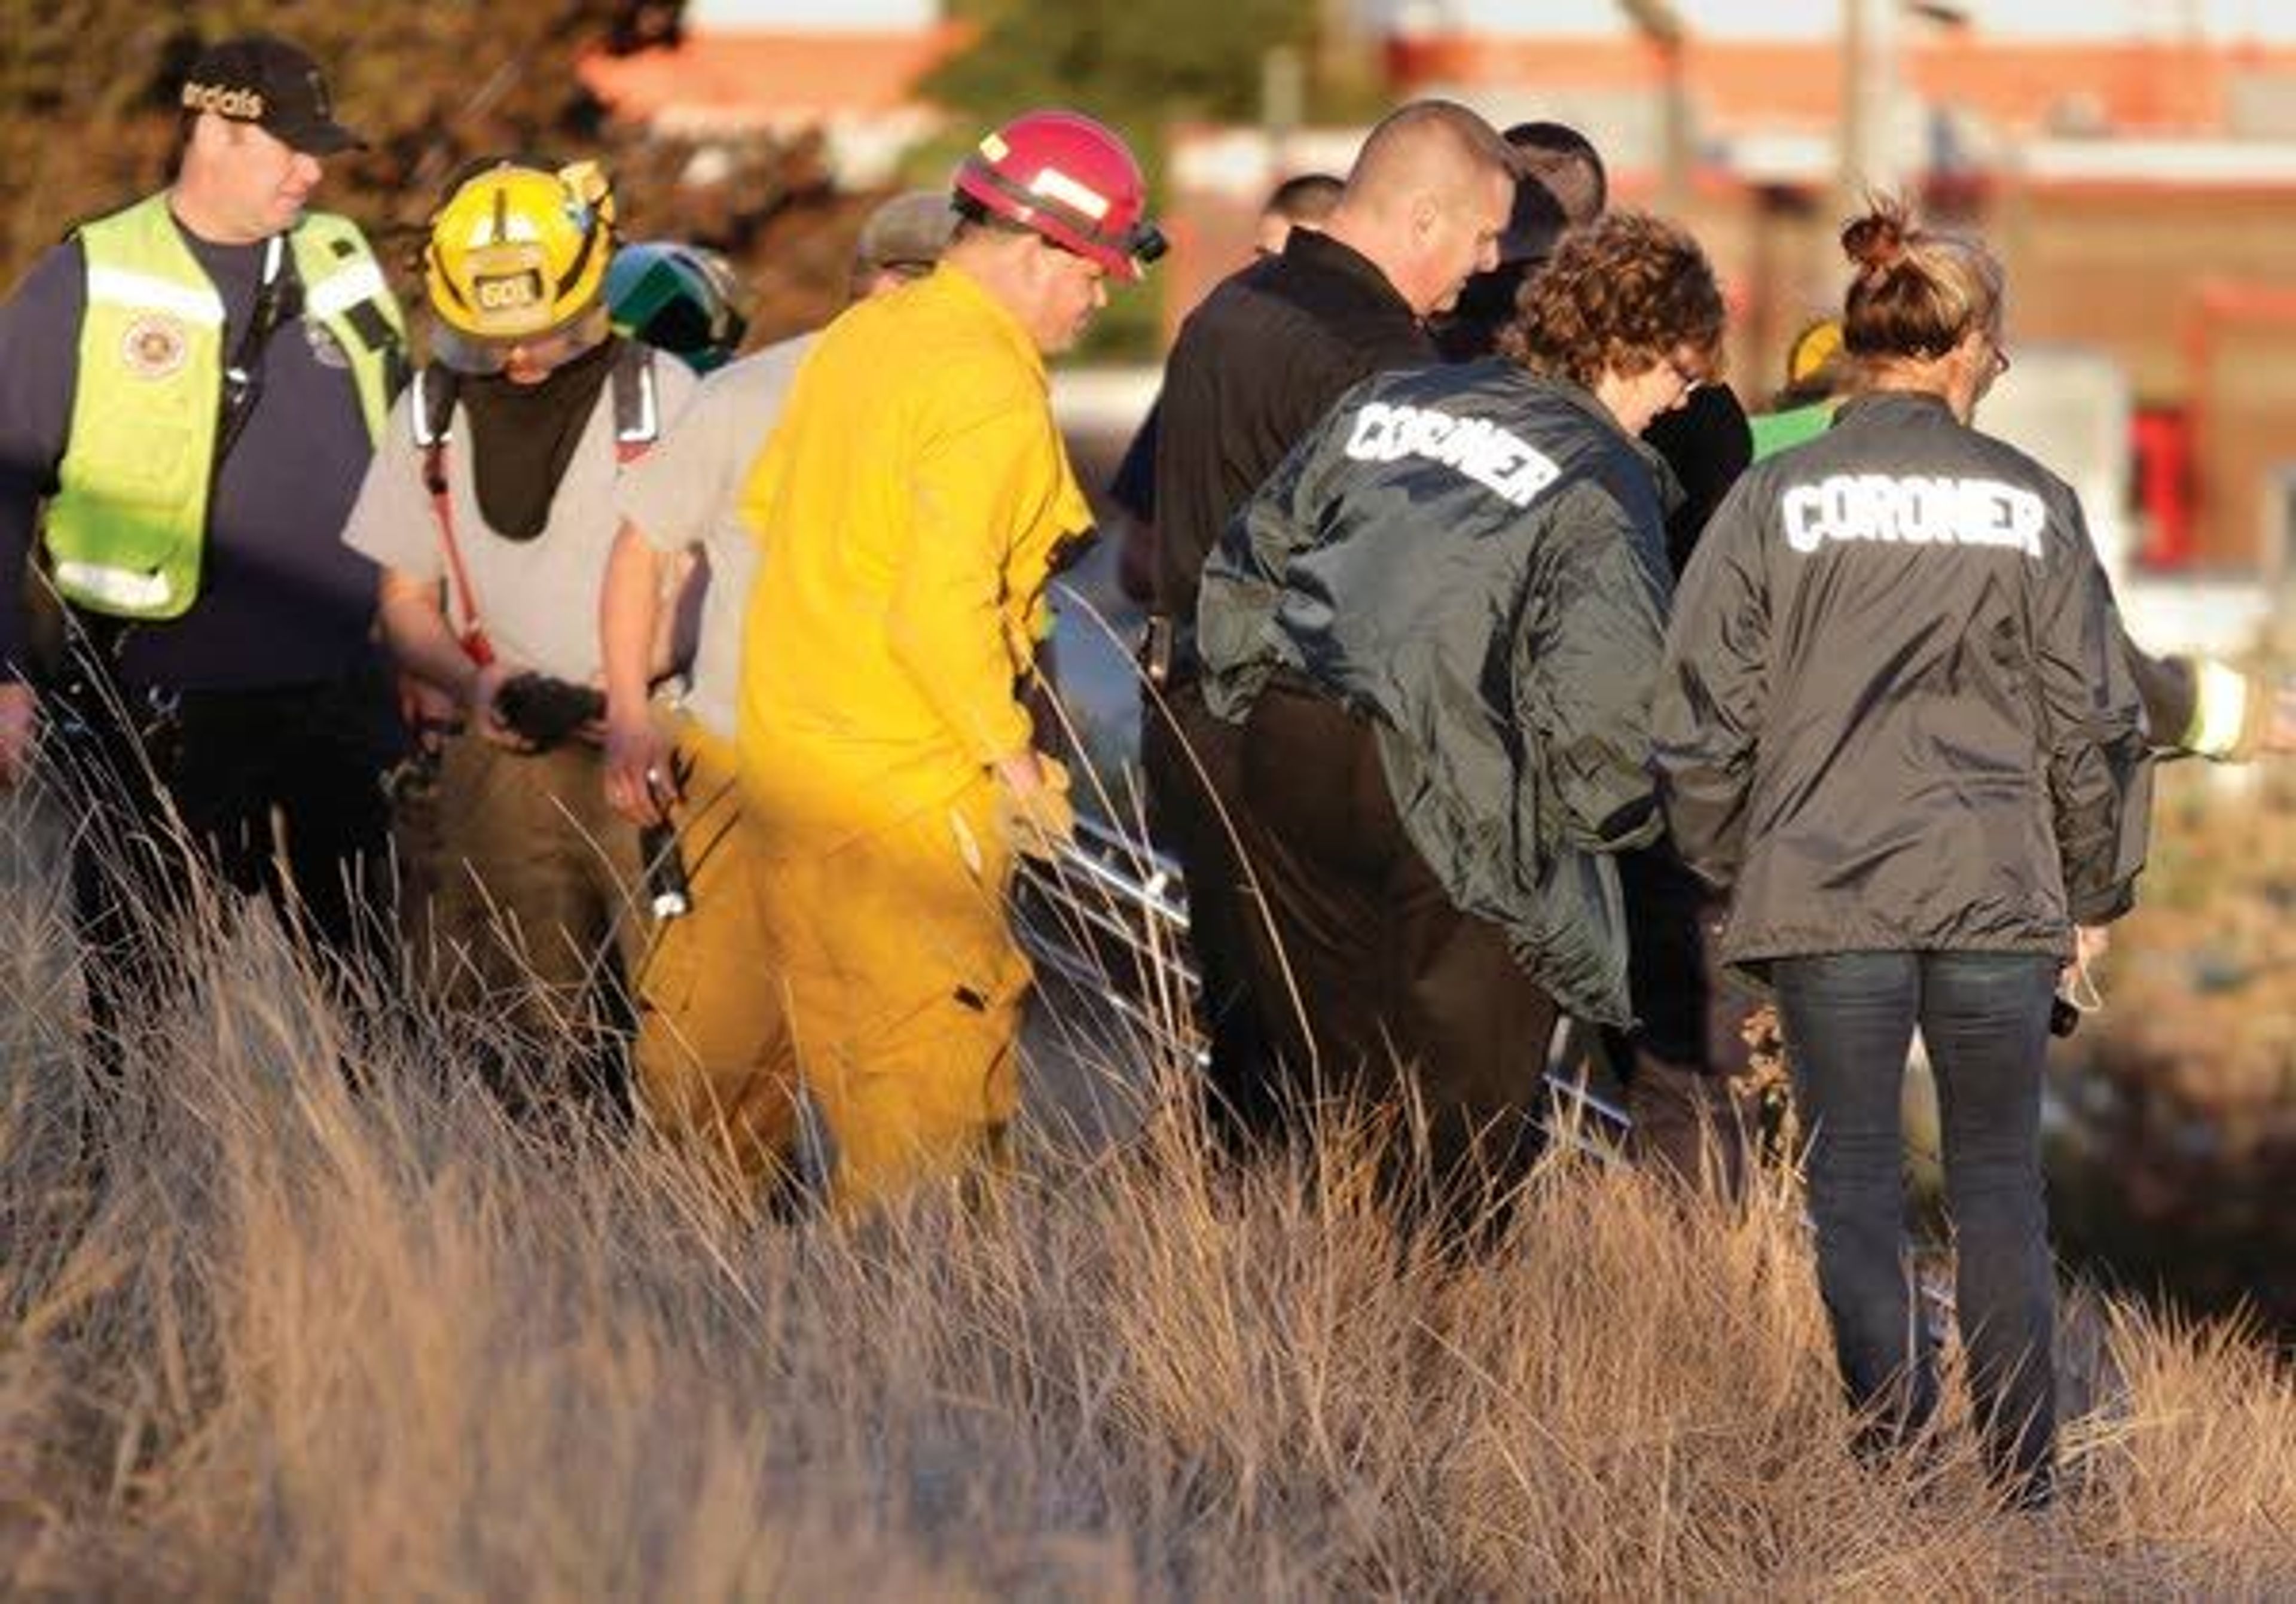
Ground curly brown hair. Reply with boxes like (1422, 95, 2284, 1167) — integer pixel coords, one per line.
(1497, 211, 1724, 389)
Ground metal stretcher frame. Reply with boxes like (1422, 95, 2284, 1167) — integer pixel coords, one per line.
(1015, 813, 1956, 1330)
(1016, 812, 1633, 1155)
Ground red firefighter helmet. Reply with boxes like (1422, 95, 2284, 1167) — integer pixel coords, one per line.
(953, 110, 1164, 281)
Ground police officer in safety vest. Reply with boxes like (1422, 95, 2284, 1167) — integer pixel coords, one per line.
(0, 34, 407, 1053)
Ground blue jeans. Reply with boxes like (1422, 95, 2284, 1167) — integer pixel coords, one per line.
(1773, 950, 2060, 1500)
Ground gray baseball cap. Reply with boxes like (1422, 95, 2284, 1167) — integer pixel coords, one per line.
(854, 190, 958, 274)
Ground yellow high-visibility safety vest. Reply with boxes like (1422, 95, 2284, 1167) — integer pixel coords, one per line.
(44, 193, 405, 620)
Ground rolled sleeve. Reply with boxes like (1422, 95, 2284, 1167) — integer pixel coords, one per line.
(616, 392, 741, 556)
(618, 347, 794, 559)
(339, 394, 443, 584)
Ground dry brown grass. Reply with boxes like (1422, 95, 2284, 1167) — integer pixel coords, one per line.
(1, 790, 2293, 1601)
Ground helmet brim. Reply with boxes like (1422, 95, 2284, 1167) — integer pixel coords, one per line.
(428, 304, 611, 377)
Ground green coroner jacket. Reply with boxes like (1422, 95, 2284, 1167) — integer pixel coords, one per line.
(1199, 357, 1675, 1025)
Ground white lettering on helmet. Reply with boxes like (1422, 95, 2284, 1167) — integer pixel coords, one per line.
(1339, 401, 1560, 508)
(1030, 166, 1112, 221)
(1778, 473, 2047, 561)
(472, 272, 542, 312)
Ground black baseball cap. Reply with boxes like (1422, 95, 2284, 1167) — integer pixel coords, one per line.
(180, 34, 364, 157)
(1497, 172, 1571, 267)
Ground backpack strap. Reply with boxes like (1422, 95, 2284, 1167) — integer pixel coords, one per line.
(408, 363, 494, 667)
(411, 347, 654, 666)
(611, 340, 661, 463)
(213, 232, 297, 474)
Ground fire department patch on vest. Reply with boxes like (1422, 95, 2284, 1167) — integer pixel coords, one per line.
(121, 314, 188, 379)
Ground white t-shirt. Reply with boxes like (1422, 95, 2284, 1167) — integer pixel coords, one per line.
(343, 351, 698, 685)
(613, 335, 811, 739)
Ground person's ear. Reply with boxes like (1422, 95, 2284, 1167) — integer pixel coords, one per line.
(1408, 191, 1442, 243)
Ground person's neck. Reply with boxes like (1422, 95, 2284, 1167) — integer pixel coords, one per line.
(1590, 371, 1636, 434)
(1866, 366, 1973, 425)
(166, 182, 267, 248)
(939, 240, 1039, 345)
(1314, 209, 1416, 309)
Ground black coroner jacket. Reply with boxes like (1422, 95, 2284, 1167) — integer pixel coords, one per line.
(1653, 389, 2151, 972)
(1198, 359, 1673, 1024)
(1152, 227, 1434, 675)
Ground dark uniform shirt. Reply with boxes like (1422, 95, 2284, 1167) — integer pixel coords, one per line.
(1642, 383, 1752, 578)
(0, 219, 383, 690)
(1152, 227, 1434, 672)
(1109, 394, 1159, 524)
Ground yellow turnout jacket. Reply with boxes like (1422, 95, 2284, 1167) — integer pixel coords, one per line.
(735, 263, 1091, 854)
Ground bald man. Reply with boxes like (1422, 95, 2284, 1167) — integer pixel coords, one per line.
(1111, 170, 1345, 605)
(1148, 99, 1514, 1146)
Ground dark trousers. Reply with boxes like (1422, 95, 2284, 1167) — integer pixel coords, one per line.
(1772, 950, 2060, 1500)
(56, 669, 396, 1058)
(1141, 681, 1281, 1141)
(1601, 839, 1712, 1072)
(1238, 682, 1558, 1197)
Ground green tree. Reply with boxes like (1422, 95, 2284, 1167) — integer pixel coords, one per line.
(928, 0, 1318, 149)
(0, 2, 636, 282)
(924, 0, 1363, 355)
(0, 2, 870, 345)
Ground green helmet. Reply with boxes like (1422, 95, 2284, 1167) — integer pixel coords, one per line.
(605, 241, 749, 372)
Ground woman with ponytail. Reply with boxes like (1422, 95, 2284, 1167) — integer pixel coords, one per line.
(1651, 199, 2152, 1505)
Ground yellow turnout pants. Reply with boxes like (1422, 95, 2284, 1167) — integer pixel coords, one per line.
(750, 776, 1028, 1211)
(631, 722, 797, 1187)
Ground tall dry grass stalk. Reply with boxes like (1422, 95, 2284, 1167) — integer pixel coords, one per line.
(1, 779, 2292, 1600)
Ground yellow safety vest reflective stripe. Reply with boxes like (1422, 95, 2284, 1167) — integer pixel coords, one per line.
(45, 194, 404, 620)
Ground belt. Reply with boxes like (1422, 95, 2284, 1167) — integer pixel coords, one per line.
(1265, 663, 1330, 700)
(1138, 611, 1201, 692)
(1263, 663, 1373, 728)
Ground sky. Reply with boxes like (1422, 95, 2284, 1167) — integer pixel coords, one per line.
(1429, 0, 2292, 38)
(688, 0, 2296, 41)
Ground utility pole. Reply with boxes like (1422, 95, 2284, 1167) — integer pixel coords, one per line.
(1260, 44, 1305, 158)
(1315, 0, 1363, 96)
(1839, 0, 1904, 215)
(1619, 0, 1689, 212)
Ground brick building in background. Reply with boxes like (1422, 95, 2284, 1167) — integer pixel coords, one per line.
(1171, 4, 2296, 609)
(580, 0, 969, 185)
(584, 0, 2296, 631)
